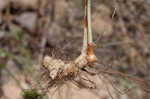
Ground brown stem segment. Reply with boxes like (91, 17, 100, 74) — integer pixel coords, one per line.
(87, 43, 97, 63)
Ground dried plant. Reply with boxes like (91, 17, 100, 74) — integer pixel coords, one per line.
(41, 0, 150, 98)
(43, 0, 96, 80)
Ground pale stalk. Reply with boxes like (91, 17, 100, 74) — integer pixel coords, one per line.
(87, 0, 93, 43)
(82, 0, 88, 52)
(87, 0, 97, 62)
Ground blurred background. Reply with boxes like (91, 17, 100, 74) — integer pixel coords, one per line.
(0, 0, 150, 99)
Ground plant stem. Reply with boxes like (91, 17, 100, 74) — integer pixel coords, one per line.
(86, 0, 97, 62)
(83, 0, 88, 52)
(87, 0, 93, 43)
(83, 0, 93, 51)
